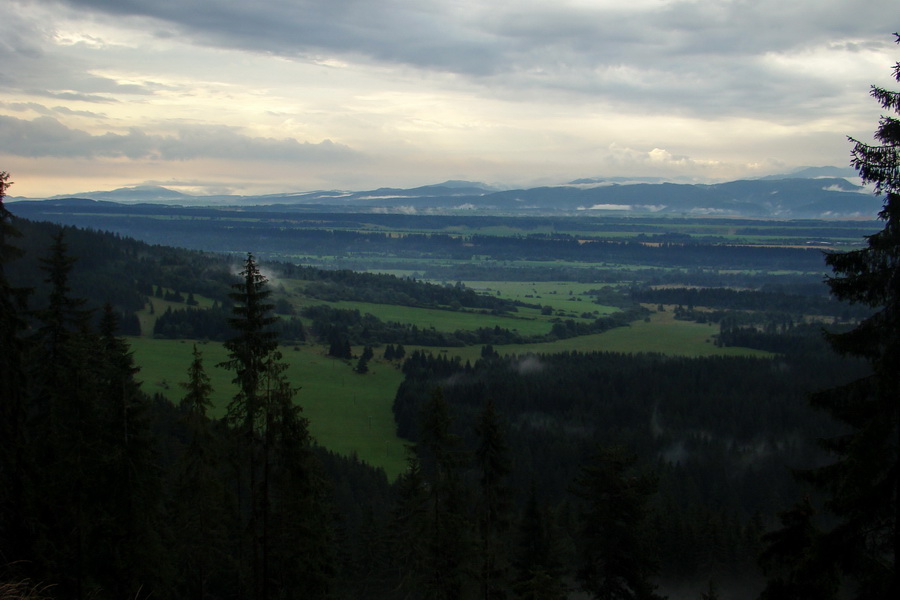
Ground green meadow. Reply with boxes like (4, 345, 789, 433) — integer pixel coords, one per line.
(311, 298, 561, 336)
(130, 284, 768, 481)
(129, 337, 409, 479)
(492, 307, 771, 358)
(459, 280, 621, 316)
(406, 306, 771, 364)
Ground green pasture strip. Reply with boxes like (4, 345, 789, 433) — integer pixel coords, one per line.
(459, 280, 621, 315)
(128, 337, 409, 480)
(286, 293, 562, 337)
(400, 310, 769, 364)
(489, 309, 770, 358)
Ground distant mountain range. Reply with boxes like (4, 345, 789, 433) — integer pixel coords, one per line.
(9, 168, 884, 218)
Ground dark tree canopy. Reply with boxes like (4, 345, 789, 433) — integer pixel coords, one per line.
(772, 33, 900, 600)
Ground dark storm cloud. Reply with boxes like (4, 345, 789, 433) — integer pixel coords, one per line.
(46, 0, 897, 119)
(52, 1, 893, 70)
(51, 0, 502, 74)
(0, 115, 360, 162)
(0, 8, 162, 102)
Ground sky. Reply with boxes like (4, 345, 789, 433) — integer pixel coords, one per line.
(0, 0, 897, 199)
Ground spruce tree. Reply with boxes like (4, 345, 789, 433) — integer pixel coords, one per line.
(221, 253, 279, 599)
(222, 253, 279, 429)
(0, 171, 32, 576)
(93, 305, 167, 598)
(791, 33, 900, 599)
(31, 230, 91, 383)
(171, 345, 230, 600)
(27, 231, 100, 598)
(221, 253, 333, 599)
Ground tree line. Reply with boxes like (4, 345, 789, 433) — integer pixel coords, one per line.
(631, 286, 870, 320)
(391, 344, 869, 588)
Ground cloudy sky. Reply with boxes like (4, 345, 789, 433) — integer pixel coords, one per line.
(1, 0, 897, 198)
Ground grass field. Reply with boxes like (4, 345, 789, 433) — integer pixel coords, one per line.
(460, 280, 621, 316)
(323, 299, 561, 336)
(399, 306, 771, 363)
(493, 307, 771, 357)
(284, 293, 607, 337)
(128, 337, 410, 479)
(130, 292, 767, 482)
(281, 278, 621, 337)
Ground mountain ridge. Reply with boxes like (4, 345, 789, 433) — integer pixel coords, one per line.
(8, 171, 883, 218)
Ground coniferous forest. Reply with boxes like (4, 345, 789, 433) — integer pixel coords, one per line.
(2, 35, 900, 600)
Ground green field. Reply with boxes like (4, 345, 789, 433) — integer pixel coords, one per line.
(460, 280, 621, 316)
(284, 293, 610, 337)
(282, 278, 622, 334)
(130, 283, 769, 482)
(321, 299, 563, 336)
(410, 306, 771, 363)
(494, 307, 771, 357)
(129, 337, 410, 479)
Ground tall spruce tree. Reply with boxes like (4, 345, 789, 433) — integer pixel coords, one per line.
(28, 231, 101, 598)
(0, 171, 32, 576)
(93, 305, 167, 598)
(32, 230, 91, 388)
(792, 33, 900, 598)
(221, 253, 279, 599)
(222, 253, 278, 599)
(221, 253, 333, 599)
(223, 253, 279, 431)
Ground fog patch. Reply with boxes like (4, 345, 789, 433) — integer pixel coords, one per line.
(579, 203, 633, 211)
(514, 355, 545, 375)
(441, 372, 466, 388)
(660, 440, 688, 465)
(369, 205, 418, 214)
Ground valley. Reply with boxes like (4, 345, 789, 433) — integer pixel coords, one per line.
(0, 191, 884, 598)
